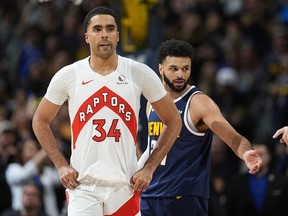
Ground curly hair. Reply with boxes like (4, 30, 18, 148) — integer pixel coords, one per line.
(157, 39, 195, 64)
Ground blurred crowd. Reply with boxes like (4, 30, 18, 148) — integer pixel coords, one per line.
(0, 0, 288, 215)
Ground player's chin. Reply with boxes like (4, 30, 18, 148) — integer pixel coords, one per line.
(173, 85, 185, 93)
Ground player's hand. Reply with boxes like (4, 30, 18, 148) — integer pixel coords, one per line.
(243, 150, 262, 174)
(273, 126, 288, 145)
(58, 165, 79, 189)
(130, 168, 153, 192)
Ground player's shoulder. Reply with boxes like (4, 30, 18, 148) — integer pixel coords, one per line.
(189, 87, 214, 105)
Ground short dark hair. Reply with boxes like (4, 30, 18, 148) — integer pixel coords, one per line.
(157, 39, 195, 64)
(83, 6, 119, 32)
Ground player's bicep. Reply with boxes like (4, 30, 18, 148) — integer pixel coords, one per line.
(192, 94, 238, 141)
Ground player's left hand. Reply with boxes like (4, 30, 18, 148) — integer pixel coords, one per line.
(243, 150, 262, 174)
(130, 168, 153, 192)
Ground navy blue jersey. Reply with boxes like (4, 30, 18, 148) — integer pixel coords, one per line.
(141, 86, 213, 199)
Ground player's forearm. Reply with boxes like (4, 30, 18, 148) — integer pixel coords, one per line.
(238, 137, 254, 160)
(143, 120, 181, 172)
(230, 134, 253, 160)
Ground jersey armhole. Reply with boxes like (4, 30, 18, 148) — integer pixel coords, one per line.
(184, 93, 206, 136)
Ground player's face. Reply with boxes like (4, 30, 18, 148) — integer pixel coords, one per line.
(85, 14, 119, 59)
(159, 56, 191, 93)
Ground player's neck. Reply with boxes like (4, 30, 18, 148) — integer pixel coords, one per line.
(166, 85, 191, 99)
(89, 53, 118, 75)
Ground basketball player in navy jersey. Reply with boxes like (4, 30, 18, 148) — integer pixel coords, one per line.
(138, 39, 262, 216)
(273, 126, 288, 145)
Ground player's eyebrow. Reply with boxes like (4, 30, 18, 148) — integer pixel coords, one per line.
(92, 24, 116, 29)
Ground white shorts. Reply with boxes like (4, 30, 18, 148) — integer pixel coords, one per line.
(66, 182, 140, 216)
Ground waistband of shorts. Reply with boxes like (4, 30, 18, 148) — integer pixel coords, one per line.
(79, 176, 131, 188)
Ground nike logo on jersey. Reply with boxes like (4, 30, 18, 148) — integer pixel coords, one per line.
(82, 79, 94, 85)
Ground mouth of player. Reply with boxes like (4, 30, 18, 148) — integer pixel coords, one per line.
(99, 43, 111, 48)
(174, 79, 185, 87)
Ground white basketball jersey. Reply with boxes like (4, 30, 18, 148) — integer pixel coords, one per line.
(45, 55, 166, 185)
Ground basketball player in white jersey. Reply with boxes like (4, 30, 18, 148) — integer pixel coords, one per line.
(32, 6, 181, 216)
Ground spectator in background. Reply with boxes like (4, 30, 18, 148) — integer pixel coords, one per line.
(17, 25, 44, 87)
(212, 67, 243, 127)
(226, 143, 288, 216)
(58, 5, 82, 58)
(0, 127, 17, 174)
(263, 24, 288, 137)
(46, 49, 73, 80)
(0, 124, 17, 214)
(1, 181, 47, 216)
(273, 126, 288, 179)
(0, 175, 11, 215)
(0, 1, 288, 214)
(209, 135, 238, 216)
(10, 105, 33, 141)
(5, 138, 60, 216)
(197, 61, 217, 96)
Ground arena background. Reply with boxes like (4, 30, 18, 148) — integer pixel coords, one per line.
(0, 0, 288, 215)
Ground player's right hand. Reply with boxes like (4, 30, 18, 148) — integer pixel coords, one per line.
(130, 168, 153, 192)
(58, 165, 79, 189)
(243, 150, 262, 174)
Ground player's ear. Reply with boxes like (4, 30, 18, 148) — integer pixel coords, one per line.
(159, 64, 163, 76)
(85, 33, 89, 44)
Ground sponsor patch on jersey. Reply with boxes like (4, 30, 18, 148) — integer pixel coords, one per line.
(117, 75, 128, 84)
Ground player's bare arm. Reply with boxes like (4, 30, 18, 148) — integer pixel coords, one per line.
(190, 93, 262, 174)
(32, 98, 79, 189)
(131, 94, 182, 191)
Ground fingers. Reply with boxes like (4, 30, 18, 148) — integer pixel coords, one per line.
(273, 127, 288, 145)
(62, 178, 79, 189)
(130, 174, 150, 192)
(131, 183, 147, 192)
(130, 178, 147, 192)
(243, 149, 255, 161)
(248, 161, 261, 174)
(248, 161, 262, 174)
(248, 155, 261, 174)
(272, 128, 284, 139)
(59, 166, 79, 189)
(282, 128, 288, 144)
(244, 150, 262, 174)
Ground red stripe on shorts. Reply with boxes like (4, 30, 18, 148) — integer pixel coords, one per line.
(106, 190, 140, 216)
